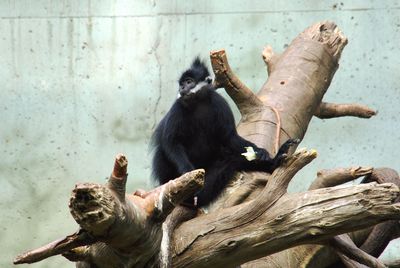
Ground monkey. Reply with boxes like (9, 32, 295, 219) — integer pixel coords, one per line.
(151, 57, 299, 207)
(151, 57, 299, 268)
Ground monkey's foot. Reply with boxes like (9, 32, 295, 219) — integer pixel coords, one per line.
(278, 138, 300, 155)
(274, 138, 301, 165)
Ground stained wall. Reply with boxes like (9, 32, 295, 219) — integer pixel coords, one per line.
(1, 1, 399, 267)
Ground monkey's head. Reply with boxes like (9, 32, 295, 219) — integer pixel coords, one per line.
(177, 57, 214, 102)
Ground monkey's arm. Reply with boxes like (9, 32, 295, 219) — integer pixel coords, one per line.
(156, 105, 195, 175)
(216, 105, 271, 160)
(227, 132, 262, 153)
(227, 133, 272, 161)
(211, 94, 266, 156)
(162, 142, 195, 174)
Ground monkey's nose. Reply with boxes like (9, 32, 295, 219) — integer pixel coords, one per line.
(179, 87, 189, 96)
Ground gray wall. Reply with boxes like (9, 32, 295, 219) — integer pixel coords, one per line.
(1, 1, 399, 267)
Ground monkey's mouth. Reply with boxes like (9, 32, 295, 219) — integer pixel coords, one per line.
(179, 87, 203, 99)
(178, 91, 192, 99)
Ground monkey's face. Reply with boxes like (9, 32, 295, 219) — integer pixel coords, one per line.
(177, 76, 213, 100)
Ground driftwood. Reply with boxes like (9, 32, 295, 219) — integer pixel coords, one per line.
(14, 21, 400, 267)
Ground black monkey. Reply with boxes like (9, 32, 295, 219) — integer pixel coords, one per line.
(151, 58, 298, 207)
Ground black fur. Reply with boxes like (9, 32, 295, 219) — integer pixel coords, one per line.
(151, 58, 297, 207)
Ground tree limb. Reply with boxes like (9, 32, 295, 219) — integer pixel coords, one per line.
(300, 168, 400, 268)
(13, 230, 96, 265)
(173, 181, 400, 268)
(359, 168, 400, 257)
(262, 45, 281, 76)
(171, 149, 400, 267)
(309, 166, 374, 190)
(385, 259, 400, 268)
(210, 49, 263, 115)
(329, 234, 386, 268)
(14, 155, 205, 266)
(314, 102, 377, 119)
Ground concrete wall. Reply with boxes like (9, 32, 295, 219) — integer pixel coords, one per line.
(1, 1, 399, 267)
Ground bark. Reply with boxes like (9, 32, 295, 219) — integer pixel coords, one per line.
(298, 168, 400, 268)
(14, 155, 205, 266)
(14, 21, 399, 268)
(309, 167, 374, 190)
(210, 21, 349, 209)
(385, 260, 400, 268)
(172, 166, 400, 267)
(329, 234, 386, 268)
(314, 102, 377, 119)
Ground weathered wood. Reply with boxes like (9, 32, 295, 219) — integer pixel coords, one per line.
(359, 168, 400, 257)
(329, 234, 386, 268)
(13, 230, 95, 265)
(309, 167, 374, 190)
(14, 156, 204, 267)
(210, 49, 263, 115)
(172, 181, 400, 268)
(286, 167, 400, 268)
(210, 21, 348, 212)
(314, 102, 377, 119)
(170, 149, 400, 267)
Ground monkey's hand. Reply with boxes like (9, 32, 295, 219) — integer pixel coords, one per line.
(241, 146, 258, 161)
(254, 147, 271, 161)
(276, 139, 301, 156)
(241, 147, 271, 161)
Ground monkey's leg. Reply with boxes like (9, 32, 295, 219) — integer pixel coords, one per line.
(196, 161, 238, 207)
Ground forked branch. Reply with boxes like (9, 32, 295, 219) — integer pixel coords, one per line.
(171, 150, 400, 267)
(14, 155, 205, 266)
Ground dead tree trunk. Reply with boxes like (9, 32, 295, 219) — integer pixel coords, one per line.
(14, 21, 399, 268)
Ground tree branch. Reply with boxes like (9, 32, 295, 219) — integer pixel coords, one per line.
(262, 45, 281, 76)
(329, 234, 386, 268)
(303, 168, 400, 268)
(14, 155, 204, 266)
(385, 259, 400, 268)
(314, 102, 377, 119)
(171, 149, 400, 267)
(309, 166, 374, 190)
(359, 168, 400, 257)
(173, 181, 400, 268)
(13, 230, 96, 265)
(148, 169, 205, 222)
(210, 49, 263, 114)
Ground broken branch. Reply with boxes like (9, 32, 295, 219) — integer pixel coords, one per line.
(210, 49, 262, 114)
(262, 45, 281, 75)
(13, 230, 95, 265)
(314, 102, 377, 119)
(309, 166, 374, 190)
(329, 234, 386, 268)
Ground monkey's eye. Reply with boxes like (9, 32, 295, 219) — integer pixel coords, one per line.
(184, 78, 194, 84)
